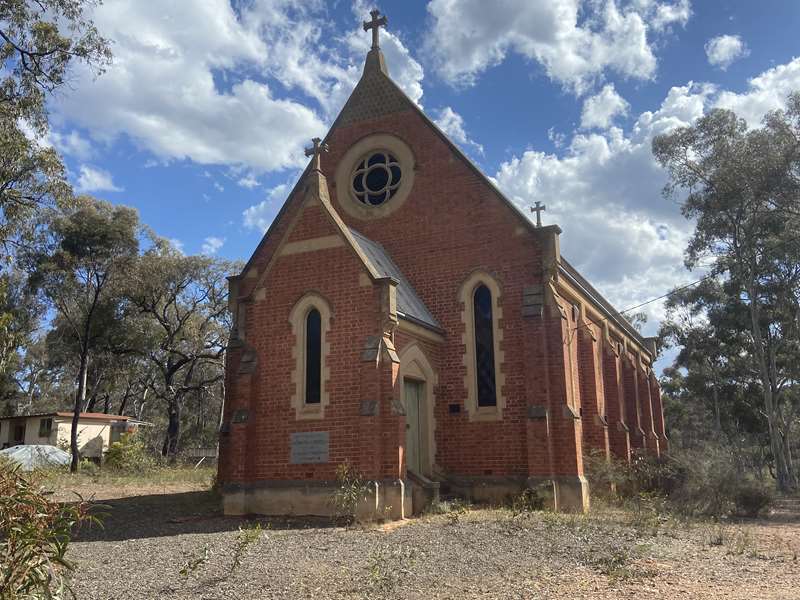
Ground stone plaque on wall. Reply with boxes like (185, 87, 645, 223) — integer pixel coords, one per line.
(290, 431, 330, 464)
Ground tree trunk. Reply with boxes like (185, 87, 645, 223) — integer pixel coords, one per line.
(162, 399, 181, 460)
(747, 284, 795, 490)
(70, 351, 89, 473)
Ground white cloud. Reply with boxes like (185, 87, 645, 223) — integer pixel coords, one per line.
(243, 181, 294, 232)
(53, 1, 422, 176)
(433, 106, 484, 154)
(493, 81, 716, 329)
(705, 34, 749, 70)
(201, 236, 225, 255)
(237, 173, 260, 189)
(50, 130, 93, 160)
(714, 57, 800, 126)
(492, 55, 800, 335)
(580, 83, 630, 129)
(647, 0, 692, 31)
(425, 0, 688, 93)
(75, 165, 123, 193)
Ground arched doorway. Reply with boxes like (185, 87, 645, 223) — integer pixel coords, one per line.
(398, 344, 437, 477)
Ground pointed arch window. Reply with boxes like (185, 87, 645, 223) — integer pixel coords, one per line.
(473, 285, 497, 407)
(459, 272, 506, 421)
(305, 309, 322, 405)
(289, 294, 331, 420)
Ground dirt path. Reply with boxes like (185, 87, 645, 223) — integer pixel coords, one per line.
(65, 487, 800, 599)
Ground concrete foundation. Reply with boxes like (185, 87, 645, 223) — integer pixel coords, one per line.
(222, 478, 411, 521)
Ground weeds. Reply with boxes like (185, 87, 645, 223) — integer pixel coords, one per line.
(429, 498, 470, 524)
(230, 522, 263, 574)
(594, 542, 657, 581)
(510, 484, 552, 514)
(179, 545, 211, 578)
(366, 544, 416, 592)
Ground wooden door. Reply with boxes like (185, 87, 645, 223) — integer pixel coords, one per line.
(404, 379, 423, 474)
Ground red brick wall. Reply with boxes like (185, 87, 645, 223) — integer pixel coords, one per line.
(319, 109, 544, 478)
(578, 324, 610, 459)
(223, 200, 404, 483)
(602, 341, 631, 463)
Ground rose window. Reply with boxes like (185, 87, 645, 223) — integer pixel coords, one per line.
(351, 151, 403, 206)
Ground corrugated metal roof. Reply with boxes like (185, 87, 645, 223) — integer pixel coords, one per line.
(348, 228, 442, 331)
(0, 412, 131, 421)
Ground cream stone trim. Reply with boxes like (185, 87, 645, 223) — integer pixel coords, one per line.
(279, 235, 345, 256)
(289, 293, 332, 420)
(459, 271, 506, 421)
(398, 343, 438, 476)
(397, 318, 445, 344)
(334, 133, 416, 220)
(556, 276, 653, 367)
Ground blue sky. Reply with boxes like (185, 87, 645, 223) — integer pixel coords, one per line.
(44, 0, 800, 369)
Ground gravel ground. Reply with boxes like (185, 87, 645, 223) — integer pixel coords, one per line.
(63, 483, 800, 600)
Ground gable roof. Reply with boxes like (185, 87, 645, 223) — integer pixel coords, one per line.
(348, 228, 442, 331)
(237, 46, 653, 357)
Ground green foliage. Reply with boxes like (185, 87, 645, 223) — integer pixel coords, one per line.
(179, 545, 211, 579)
(0, 459, 98, 598)
(78, 457, 99, 477)
(653, 93, 800, 491)
(329, 462, 371, 523)
(732, 481, 773, 518)
(510, 484, 552, 514)
(104, 432, 157, 473)
(1, 0, 111, 255)
(585, 446, 774, 519)
(230, 522, 262, 574)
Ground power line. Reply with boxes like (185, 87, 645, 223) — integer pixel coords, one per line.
(616, 273, 716, 315)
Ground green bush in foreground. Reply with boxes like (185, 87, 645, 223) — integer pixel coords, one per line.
(0, 459, 98, 599)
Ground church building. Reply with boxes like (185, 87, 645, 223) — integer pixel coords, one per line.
(218, 10, 668, 518)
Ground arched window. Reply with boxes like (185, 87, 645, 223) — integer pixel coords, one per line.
(473, 285, 497, 407)
(305, 309, 322, 405)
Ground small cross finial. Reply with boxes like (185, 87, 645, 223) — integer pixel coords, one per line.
(305, 137, 329, 172)
(531, 201, 546, 227)
(363, 9, 388, 50)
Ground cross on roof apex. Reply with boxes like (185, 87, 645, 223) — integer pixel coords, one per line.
(531, 201, 546, 227)
(363, 9, 388, 50)
(305, 137, 329, 172)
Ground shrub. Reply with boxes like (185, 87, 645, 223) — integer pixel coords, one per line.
(510, 483, 552, 514)
(329, 462, 371, 523)
(732, 481, 773, 518)
(79, 458, 100, 477)
(0, 460, 98, 598)
(584, 446, 773, 519)
(104, 432, 157, 472)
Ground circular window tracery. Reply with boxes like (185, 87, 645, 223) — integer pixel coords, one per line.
(351, 151, 402, 206)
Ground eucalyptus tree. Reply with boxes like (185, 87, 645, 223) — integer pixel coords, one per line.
(28, 198, 139, 471)
(127, 239, 237, 458)
(1, 0, 111, 252)
(653, 94, 800, 490)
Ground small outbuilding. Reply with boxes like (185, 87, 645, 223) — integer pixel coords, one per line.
(0, 412, 136, 458)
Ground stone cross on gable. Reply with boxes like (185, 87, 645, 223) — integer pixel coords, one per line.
(305, 137, 329, 172)
(363, 9, 388, 50)
(531, 201, 546, 227)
